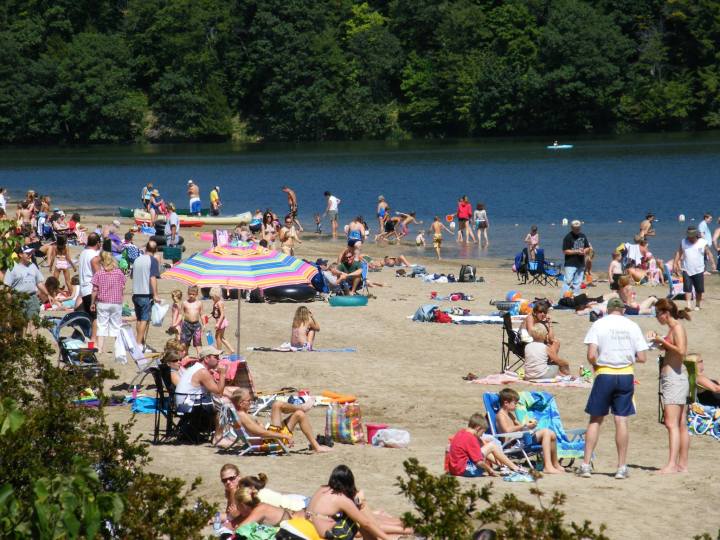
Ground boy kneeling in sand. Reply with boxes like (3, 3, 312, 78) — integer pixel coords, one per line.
(496, 388, 565, 474)
(446, 413, 525, 477)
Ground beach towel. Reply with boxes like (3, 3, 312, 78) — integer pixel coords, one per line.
(687, 403, 720, 440)
(513, 391, 585, 459)
(450, 315, 504, 324)
(469, 372, 592, 389)
(247, 346, 357, 353)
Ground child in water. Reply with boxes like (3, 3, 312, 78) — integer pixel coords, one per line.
(314, 213, 322, 235)
(210, 287, 234, 354)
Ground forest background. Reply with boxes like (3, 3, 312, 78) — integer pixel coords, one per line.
(0, 0, 718, 144)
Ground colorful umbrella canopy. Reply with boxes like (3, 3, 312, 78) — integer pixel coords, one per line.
(162, 245, 317, 290)
(162, 244, 318, 352)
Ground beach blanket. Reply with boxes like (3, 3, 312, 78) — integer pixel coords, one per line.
(470, 371, 592, 389)
(514, 391, 585, 459)
(687, 403, 720, 440)
(450, 315, 504, 324)
(247, 346, 357, 353)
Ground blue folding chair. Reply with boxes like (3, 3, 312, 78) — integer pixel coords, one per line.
(483, 393, 542, 469)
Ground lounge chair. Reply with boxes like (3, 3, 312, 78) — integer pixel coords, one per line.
(214, 401, 290, 455)
(500, 312, 525, 373)
(484, 391, 587, 468)
(118, 323, 156, 388)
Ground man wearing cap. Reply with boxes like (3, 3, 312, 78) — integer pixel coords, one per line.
(174, 346, 227, 410)
(578, 298, 647, 479)
(673, 226, 715, 310)
(187, 180, 201, 216)
(4, 246, 49, 333)
(562, 220, 591, 294)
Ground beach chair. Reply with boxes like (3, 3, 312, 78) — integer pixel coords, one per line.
(539, 250, 562, 287)
(118, 323, 156, 388)
(215, 401, 290, 456)
(515, 249, 529, 284)
(359, 260, 370, 296)
(483, 391, 587, 469)
(148, 364, 215, 444)
(500, 312, 525, 373)
(526, 248, 547, 285)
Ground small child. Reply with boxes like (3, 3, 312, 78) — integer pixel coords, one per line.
(168, 289, 183, 336)
(290, 306, 320, 350)
(446, 413, 524, 477)
(180, 285, 204, 356)
(415, 231, 425, 247)
(210, 287, 234, 354)
(495, 388, 564, 474)
(314, 213, 322, 235)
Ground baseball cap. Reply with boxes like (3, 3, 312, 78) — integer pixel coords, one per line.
(606, 298, 625, 312)
(686, 226, 698, 237)
(570, 219, 582, 228)
(316, 258, 329, 267)
(199, 345, 223, 358)
(19, 246, 34, 255)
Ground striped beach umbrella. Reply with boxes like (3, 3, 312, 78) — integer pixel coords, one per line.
(163, 244, 317, 351)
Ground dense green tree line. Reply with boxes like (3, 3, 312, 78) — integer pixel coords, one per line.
(0, 0, 717, 143)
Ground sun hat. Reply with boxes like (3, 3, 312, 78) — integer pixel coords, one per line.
(200, 345, 223, 358)
(606, 298, 625, 312)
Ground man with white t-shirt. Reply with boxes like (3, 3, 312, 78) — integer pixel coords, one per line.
(78, 233, 102, 341)
(323, 191, 341, 239)
(673, 226, 714, 310)
(577, 298, 648, 480)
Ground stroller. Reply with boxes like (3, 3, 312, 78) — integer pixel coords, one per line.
(48, 312, 102, 376)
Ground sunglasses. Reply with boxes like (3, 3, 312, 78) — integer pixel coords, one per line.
(221, 475, 238, 484)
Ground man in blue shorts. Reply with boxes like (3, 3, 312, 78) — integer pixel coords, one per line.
(578, 297, 647, 479)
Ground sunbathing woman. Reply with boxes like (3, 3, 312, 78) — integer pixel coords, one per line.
(648, 299, 691, 474)
(291, 306, 320, 350)
(218, 464, 243, 530)
(624, 260, 648, 284)
(305, 465, 412, 539)
(688, 354, 720, 407)
(618, 275, 657, 315)
(235, 474, 304, 527)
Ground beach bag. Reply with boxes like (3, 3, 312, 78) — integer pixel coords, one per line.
(459, 265, 476, 282)
(412, 304, 438, 322)
(151, 301, 170, 326)
(372, 428, 410, 448)
(325, 403, 365, 444)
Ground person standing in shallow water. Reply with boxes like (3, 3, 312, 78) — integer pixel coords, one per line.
(324, 191, 341, 239)
(187, 179, 201, 216)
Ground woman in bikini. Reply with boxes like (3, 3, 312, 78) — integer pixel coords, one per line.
(648, 298, 691, 474)
(305, 465, 411, 539)
(235, 474, 303, 527)
(261, 211, 278, 246)
(618, 275, 657, 315)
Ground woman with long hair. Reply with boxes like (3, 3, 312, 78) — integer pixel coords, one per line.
(291, 306, 320, 350)
(648, 298, 691, 474)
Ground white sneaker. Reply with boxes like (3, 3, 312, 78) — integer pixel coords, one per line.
(614, 465, 629, 479)
(577, 463, 592, 478)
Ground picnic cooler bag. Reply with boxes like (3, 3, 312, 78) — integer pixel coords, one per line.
(325, 402, 365, 444)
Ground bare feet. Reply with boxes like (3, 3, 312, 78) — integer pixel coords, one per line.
(313, 444, 332, 453)
(656, 465, 679, 474)
(543, 466, 565, 474)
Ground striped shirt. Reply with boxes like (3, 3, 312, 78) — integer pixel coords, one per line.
(91, 268, 126, 304)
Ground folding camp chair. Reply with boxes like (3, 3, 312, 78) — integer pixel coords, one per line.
(500, 312, 525, 373)
(148, 364, 215, 444)
(515, 249, 529, 284)
(359, 260, 370, 296)
(527, 249, 546, 285)
(214, 401, 289, 456)
(538, 249, 562, 287)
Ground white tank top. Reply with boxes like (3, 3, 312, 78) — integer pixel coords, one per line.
(79, 248, 98, 297)
(175, 363, 208, 406)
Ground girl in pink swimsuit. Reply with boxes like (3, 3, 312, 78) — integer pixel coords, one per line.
(210, 287, 234, 354)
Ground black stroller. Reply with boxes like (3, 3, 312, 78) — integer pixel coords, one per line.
(48, 312, 102, 376)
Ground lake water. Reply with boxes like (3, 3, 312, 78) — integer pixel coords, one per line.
(1, 133, 719, 262)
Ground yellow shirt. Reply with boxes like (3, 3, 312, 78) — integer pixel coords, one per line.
(209, 189, 219, 204)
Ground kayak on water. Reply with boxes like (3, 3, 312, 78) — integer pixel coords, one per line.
(547, 144, 573, 150)
(118, 207, 210, 217)
(133, 208, 252, 227)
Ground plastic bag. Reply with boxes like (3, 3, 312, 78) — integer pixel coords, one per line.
(372, 428, 410, 448)
(151, 301, 170, 327)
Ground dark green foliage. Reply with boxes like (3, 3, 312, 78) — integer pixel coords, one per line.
(0, 289, 214, 538)
(0, 0, 719, 141)
(397, 457, 610, 540)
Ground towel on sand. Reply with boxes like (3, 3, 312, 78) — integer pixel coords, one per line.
(470, 371, 591, 388)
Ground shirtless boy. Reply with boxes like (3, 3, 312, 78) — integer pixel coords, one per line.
(430, 217, 453, 259)
(181, 285, 205, 355)
(281, 186, 302, 231)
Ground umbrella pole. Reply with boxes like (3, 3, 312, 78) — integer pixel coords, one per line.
(236, 291, 241, 355)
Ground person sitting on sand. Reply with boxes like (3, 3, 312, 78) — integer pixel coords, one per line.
(618, 275, 657, 315)
(217, 388, 331, 453)
(217, 464, 243, 530)
(233, 474, 303, 527)
(687, 354, 720, 407)
(291, 306, 319, 350)
(523, 325, 570, 380)
(305, 465, 411, 539)
(496, 388, 565, 474)
(624, 260, 648, 284)
(337, 248, 363, 294)
(446, 413, 525, 478)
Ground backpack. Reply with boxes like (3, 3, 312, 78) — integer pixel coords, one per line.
(459, 265, 476, 282)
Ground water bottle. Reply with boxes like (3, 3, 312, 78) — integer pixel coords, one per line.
(206, 331, 215, 346)
(213, 512, 221, 533)
(131, 386, 138, 401)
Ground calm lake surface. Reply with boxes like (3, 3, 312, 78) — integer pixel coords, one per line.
(1, 133, 719, 262)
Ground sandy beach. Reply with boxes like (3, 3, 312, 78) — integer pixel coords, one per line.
(54, 217, 719, 539)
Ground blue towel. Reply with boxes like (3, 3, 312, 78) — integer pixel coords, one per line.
(515, 391, 585, 459)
